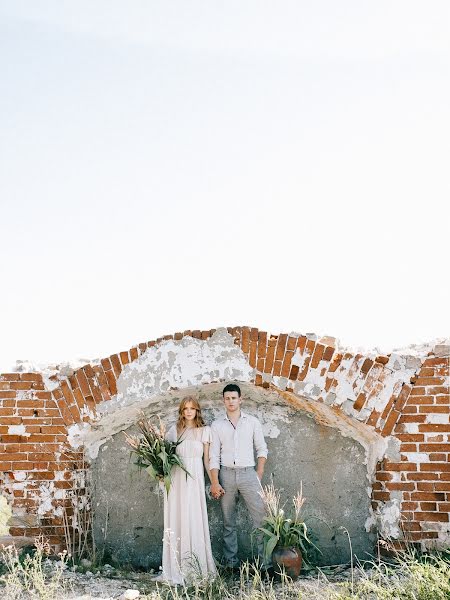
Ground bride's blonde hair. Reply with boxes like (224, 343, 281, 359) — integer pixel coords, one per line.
(176, 396, 205, 433)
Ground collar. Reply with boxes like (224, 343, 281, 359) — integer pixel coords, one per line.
(224, 410, 248, 421)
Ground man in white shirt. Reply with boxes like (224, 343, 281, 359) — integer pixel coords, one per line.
(210, 383, 268, 569)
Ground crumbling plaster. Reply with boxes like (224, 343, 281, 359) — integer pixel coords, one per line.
(66, 329, 403, 543)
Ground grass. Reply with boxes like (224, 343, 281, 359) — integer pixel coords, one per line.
(1, 537, 449, 599)
(0, 535, 69, 600)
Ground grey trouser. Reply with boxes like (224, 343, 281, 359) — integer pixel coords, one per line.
(219, 466, 267, 567)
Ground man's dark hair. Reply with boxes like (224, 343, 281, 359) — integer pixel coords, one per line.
(222, 383, 241, 397)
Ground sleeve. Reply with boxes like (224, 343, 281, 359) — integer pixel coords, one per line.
(209, 422, 221, 470)
(165, 424, 177, 443)
(201, 425, 212, 444)
(253, 418, 268, 459)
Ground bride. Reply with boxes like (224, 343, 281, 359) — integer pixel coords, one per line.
(158, 396, 217, 585)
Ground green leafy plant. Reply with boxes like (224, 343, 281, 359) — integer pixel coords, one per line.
(124, 412, 190, 494)
(257, 482, 320, 565)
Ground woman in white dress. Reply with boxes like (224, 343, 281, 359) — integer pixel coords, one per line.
(159, 396, 217, 585)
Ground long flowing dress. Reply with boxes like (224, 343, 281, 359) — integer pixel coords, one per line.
(160, 425, 217, 585)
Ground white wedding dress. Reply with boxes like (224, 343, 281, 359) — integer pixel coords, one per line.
(160, 425, 217, 585)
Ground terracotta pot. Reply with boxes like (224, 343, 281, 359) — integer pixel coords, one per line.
(272, 546, 302, 580)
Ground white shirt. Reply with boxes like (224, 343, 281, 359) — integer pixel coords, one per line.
(210, 411, 268, 470)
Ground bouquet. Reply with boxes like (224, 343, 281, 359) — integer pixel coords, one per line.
(124, 412, 190, 493)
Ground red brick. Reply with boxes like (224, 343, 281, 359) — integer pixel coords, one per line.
(75, 370, 91, 397)
(289, 365, 299, 380)
(435, 483, 450, 491)
(264, 339, 276, 373)
(410, 387, 427, 396)
(418, 406, 449, 413)
(415, 377, 446, 386)
(275, 334, 288, 361)
(281, 351, 294, 378)
(399, 414, 427, 423)
(407, 473, 438, 481)
(9, 382, 33, 390)
(423, 357, 449, 367)
(419, 443, 450, 452)
(382, 409, 400, 436)
(403, 406, 418, 414)
(420, 502, 437, 511)
(373, 491, 390, 501)
(310, 344, 325, 369)
(420, 463, 450, 472)
(427, 386, 449, 395)
(411, 492, 446, 501)
(120, 351, 130, 365)
(296, 336, 307, 355)
(105, 370, 117, 396)
(273, 360, 282, 377)
(375, 355, 389, 365)
(241, 328, 250, 354)
(407, 396, 435, 406)
(419, 424, 450, 432)
(285, 336, 296, 352)
(328, 352, 343, 373)
(257, 331, 268, 358)
(413, 512, 448, 522)
(101, 357, 112, 371)
(436, 395, 450, 404)
(20, 374, 43, 382)
(353, 393, 366, 411)
(376, 472, 392, 481)
(323, 346, 334, 362)
(385, 482, 415, 491)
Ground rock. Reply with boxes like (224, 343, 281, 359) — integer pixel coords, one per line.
(119, 590, 140, 600)
(81, 558, 92, 568)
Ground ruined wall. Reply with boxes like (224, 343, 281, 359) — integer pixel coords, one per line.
(0, 326, 449, 559)
(90, 384, 374, 566)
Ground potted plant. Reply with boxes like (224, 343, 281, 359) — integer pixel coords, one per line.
(257, 482, 319, 580)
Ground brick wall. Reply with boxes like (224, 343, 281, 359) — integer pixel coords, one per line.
(0, 327, 448, 550)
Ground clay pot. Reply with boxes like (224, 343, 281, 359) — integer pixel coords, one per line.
(272, 546, 302, 580)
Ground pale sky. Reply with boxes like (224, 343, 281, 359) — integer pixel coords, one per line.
(0, 1, 449, 371)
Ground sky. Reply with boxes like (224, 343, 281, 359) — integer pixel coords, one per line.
(0, 1, 449, 371)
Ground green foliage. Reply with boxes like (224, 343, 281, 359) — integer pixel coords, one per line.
(124, 412, 191, 494)
(256, 483, 320, 565)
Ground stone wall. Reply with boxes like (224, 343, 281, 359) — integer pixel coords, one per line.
(0, 326, 449, 560)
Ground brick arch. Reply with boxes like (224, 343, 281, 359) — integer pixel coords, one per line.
(52, 327, 415, 436)
(1, 326, 449, 549)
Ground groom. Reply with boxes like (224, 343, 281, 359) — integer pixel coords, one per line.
(210, 383, 268, 569)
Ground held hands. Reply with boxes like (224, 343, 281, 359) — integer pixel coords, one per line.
(210, 481, 225, 500)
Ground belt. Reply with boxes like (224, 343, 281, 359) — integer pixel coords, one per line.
(220, 465, 255, 471)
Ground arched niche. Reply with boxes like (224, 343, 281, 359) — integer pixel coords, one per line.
(89, 383, 380, 567)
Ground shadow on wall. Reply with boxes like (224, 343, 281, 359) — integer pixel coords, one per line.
(90, 384, 376, 567)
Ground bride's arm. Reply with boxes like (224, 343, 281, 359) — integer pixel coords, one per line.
(203, 442, 212, 483)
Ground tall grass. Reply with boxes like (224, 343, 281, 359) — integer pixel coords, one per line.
(0, 535, 69, 600)
(1, 537, 449, 599)
(327, 551, 450, 600)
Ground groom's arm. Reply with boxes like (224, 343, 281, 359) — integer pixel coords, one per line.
(254, 419, 268, 481)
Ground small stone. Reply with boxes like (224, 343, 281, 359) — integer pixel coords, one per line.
(81, 558, 92, 568)
(119, 590, 140, 600)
